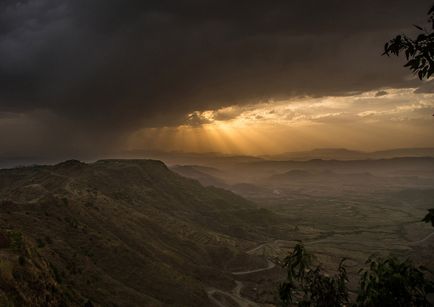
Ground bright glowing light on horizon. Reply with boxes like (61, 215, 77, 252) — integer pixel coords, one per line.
(127, 88, 434, 155)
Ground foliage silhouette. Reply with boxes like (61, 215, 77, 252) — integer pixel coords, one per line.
(383, 4, 434, 80)
(423, 209, 434, 227)
(384, 2, 434, 230)
(357, 256, 434, 307)
(279, 243, 434, 306)
(279, 243, 349, 307)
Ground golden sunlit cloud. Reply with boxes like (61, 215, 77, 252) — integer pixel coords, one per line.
(127, 88, 434, 155)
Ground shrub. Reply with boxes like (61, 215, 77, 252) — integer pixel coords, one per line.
(279, 243, 349, 306)
(279, 243, 434, 306)
(357, 256, 434, 307)
(7, 231, 23, 251)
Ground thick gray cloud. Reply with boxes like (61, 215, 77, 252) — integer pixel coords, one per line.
(0, 0, 432, 157)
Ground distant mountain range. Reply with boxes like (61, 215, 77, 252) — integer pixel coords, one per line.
(2, 147, 434, 170)
(169, 157, 434, 198)
(237, 157, 434, 177)
(262, 147, 434, 161)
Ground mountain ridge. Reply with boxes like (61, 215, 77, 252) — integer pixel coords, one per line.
(0, 159, 284, 306)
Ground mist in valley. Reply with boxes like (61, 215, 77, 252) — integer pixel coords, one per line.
(164, 149, 434, 303)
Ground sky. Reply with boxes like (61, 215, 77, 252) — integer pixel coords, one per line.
(1, 0, 434, 159)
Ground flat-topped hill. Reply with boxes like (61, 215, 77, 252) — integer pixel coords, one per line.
(0, 159, 283, 306)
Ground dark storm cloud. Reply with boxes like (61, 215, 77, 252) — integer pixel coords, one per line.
(0, 0, 432, 155)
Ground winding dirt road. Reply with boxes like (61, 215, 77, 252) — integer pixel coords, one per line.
(206, 245, 277, 307)
(409, 232, 434, 245)
(232, 260, 276, 276)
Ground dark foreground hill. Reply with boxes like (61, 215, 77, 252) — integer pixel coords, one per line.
(0, 159, 283, 306)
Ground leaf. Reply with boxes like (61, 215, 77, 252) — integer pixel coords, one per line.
(404, 59, 417, 67)
(416, 34, 427, 42)
(383, 42, 390, 56)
